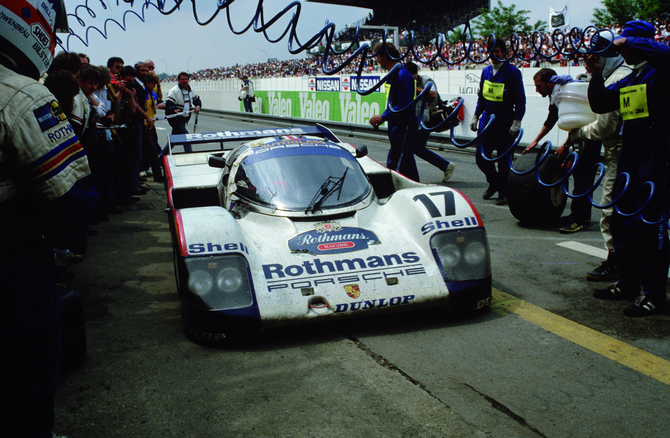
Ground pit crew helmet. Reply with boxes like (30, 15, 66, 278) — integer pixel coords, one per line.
(596, 31, 626, 79)
(0, 0, 69, 79)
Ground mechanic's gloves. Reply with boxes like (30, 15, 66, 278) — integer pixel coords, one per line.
(509, 120, 522, 137)
(470, 115, 479, 132)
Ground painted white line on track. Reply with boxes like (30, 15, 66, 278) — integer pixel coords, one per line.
(558, 241, 670, 278)
(556, 241, 607, 259)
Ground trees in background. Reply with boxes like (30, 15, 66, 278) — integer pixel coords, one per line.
(593, 0, 669, 27)
(472, 0, 547, 38)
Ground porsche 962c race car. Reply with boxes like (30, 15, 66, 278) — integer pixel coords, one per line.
(164, 125, 491, 343)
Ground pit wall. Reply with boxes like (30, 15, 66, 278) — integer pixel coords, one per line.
(167, 66, 586, 145)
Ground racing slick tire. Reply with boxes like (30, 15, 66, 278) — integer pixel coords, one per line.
(59, 287, 87, 371)
(507, 152, 567, 225)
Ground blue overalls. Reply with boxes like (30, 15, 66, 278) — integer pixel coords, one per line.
(382, 66, 420, 182)
(474, 62, 526, 197)
(588, 37, 670, 300)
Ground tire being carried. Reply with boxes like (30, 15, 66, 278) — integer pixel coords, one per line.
(506, 151, 567, 225)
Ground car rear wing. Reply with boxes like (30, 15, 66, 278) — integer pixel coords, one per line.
(166, 124, 342, 154)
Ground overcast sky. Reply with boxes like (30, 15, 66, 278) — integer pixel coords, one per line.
(61, 0, 602, 74)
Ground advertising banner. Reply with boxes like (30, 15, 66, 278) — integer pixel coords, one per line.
(246, 90, 387, 125)
(550, 5, 570, 31)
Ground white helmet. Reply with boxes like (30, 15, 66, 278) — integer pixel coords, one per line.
(0, 0, 69, 78)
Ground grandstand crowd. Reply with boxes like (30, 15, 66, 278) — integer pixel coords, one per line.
(168, 18, 670, 81)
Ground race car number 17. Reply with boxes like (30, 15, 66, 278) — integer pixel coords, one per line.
(413, 191, 456, 218)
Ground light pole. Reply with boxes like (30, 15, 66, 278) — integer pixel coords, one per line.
(160, 59, 168, 75)
(259, 49, 269, 62)
(187, 57, 192, 72)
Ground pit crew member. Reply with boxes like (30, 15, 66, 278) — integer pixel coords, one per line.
(0, 0, 97, 435)
(369, 42, 420, 182)
(471, 38, 526, 205)
(586, 20, 670, 316)
(563, 34, 632, 281)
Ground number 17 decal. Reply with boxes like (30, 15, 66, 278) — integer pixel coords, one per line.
(413, 191, 456, 218)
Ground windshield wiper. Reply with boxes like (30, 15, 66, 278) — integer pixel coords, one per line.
(306, 168, 348, 213)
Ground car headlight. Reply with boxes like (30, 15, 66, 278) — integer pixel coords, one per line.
(463, 241, 487, 266)
(184, 255, 253, 310)
(437, 244, 461, 268)
(217, 267, 244, 293)
(188, 270, 214, 295)
(430, 229, 491, 281)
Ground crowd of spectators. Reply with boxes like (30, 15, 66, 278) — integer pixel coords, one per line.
(168, 18, 670, 82)
(43, 53, 165, 279)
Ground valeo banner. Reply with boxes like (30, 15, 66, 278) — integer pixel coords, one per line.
(241, 91, 388, 125)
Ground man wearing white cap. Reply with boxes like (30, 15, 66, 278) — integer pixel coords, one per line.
(565, 31, 633, 281)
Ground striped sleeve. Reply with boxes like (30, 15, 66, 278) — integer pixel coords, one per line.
(2, 90, 91, 204)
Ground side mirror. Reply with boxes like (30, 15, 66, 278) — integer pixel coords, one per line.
(355, 145, 368, 158)
(208, 155, 227, 168)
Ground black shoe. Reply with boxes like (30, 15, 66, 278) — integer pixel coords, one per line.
(593, 283, 638, 300)
(586, 259, 619, 281)
(496, 195, 508, 206)
(53, 266, 75, 281)
(117, 196, 140, 205)
(483, 186, 496, 200)
(623, 295, 665, 317)
(559, 219, 590, 234)
(132, 186, 149, 195)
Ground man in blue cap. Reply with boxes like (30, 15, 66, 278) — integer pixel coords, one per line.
(587, 20, 670, 316)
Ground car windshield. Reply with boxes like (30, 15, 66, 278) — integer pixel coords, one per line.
(233, 142, 370, 211)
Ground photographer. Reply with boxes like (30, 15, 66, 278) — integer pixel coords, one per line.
(116, 66, 141, 202)
(163, 72, 202, 154)
(240, 75, 254, 113)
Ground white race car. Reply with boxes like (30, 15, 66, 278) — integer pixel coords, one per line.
(164, 125, 491, 343)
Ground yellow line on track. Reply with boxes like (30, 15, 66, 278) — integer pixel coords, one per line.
(490, 288, 670, 386)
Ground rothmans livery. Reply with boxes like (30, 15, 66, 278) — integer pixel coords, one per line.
(0, 64, 90, 203)
(164, 124, 491, 343)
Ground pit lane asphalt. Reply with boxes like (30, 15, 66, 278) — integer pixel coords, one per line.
(54, 114, 670, 438)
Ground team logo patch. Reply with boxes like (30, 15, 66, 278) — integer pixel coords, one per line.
(50, 100, 67, 121)
(33, 100, 64, 132)
(315, 221, 342, 233)
(288, 222, 380, 255)
(344, 284, 360, 299)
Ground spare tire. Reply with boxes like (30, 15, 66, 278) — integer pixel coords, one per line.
(506, 152, 568, 225)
